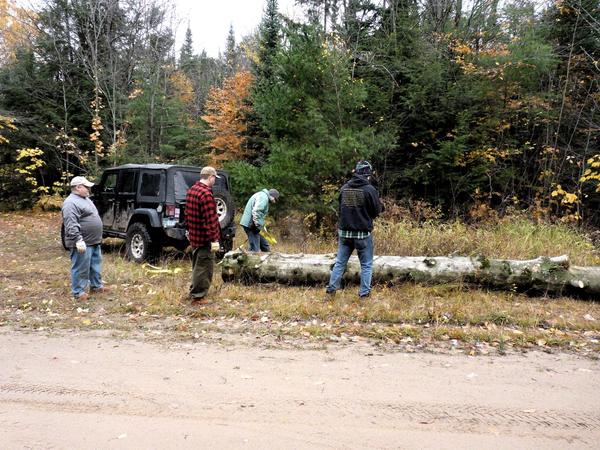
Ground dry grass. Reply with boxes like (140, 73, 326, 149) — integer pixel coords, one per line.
(1, 211, 599, 356)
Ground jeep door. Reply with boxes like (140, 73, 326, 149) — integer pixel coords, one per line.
(114, 169, 139, 232)
(95, 171, 118, 230)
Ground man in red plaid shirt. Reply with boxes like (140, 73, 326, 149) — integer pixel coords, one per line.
(185, 166, 221, 304)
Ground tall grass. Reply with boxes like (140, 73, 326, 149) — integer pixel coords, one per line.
(238, 211, 600, 265)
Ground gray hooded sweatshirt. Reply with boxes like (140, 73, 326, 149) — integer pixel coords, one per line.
(62, 193, 103, 248)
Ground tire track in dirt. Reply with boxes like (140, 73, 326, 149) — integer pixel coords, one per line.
(379, 402, 600, 430)
(2, 383, 598, 431)
(0, 383, 195, 419)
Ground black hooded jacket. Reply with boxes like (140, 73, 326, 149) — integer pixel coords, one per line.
(337, 174, 382, 232)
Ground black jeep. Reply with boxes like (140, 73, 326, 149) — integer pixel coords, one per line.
(63, 164, 235, 262)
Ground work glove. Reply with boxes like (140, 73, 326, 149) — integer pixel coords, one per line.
(210, 242, 220, 253)
(76, 239, 86, 254)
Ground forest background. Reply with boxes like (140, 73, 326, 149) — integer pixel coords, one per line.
(1, 0, 599, 228)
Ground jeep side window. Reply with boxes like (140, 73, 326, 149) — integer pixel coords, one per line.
(103, 173, 117, 193)
(174, 170, 200, 201)
(140, 172, 161, 197)
(117, 170, 137, 194)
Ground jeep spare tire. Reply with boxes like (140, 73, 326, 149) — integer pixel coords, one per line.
(213, 188, 234, 228)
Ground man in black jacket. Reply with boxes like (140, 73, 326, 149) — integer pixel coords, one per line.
(326, 161, 382, 298)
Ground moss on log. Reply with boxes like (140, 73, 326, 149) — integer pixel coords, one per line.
(221, 251, 600, 297)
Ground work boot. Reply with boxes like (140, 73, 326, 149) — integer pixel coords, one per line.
(324, 289, 336, 301)
(191, 297, 211, 307)
(91, 286, 111, 294)
(75, 292, 89, 301)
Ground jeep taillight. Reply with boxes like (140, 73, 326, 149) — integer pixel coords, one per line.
(165, 204, 176, 217)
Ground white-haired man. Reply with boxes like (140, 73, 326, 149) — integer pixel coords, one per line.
(62, 176, 106, 300)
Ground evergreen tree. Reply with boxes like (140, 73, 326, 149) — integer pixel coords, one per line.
(224, 24, 238, 76)
(179, 26, 194, 75)
(255, 0, 280, 81)
(229, 22, 387, 214)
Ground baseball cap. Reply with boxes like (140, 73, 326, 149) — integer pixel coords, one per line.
(355, 160, 373, 175)
(200, 166, 221, 178)
(70, 176, 94, 187)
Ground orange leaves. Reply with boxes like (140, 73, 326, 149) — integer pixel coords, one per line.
(201, 71, 254, 164)
(89, 93, 105, 158)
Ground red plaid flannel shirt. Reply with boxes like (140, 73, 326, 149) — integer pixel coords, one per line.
(185, 181, 220, 248)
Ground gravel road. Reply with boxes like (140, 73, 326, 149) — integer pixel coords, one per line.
(1, 330, 599, 449)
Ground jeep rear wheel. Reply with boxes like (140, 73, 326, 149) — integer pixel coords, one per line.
(126, 222, 160, 263)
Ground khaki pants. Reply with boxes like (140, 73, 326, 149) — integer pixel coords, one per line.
(190, 245, 214, 299)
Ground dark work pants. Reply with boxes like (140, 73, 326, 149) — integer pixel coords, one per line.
(190, 245, 214, 299)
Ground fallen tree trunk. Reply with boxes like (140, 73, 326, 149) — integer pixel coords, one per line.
(221, 250, 600, 296)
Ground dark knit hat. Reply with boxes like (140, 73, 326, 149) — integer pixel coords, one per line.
(355, 160, 373, 175)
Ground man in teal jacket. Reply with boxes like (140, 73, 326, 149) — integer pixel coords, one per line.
(240, 188, 280, 252)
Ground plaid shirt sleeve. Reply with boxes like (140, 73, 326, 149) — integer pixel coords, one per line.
(185, 182, 220, 247)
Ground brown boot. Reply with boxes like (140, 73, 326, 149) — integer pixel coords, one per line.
(191, 298, 211, 307)
(91, 286, 111, 294)
(75, 292, 89, 301)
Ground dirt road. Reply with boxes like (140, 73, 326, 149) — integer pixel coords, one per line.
(1, 330, 599, 449)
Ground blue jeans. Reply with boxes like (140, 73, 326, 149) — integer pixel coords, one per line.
(243, 226, 270, 252)
(326, 235, 374, 297)
(70, 244, 103, 297)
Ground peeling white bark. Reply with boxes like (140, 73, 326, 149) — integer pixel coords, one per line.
(221, 251, 600, 296)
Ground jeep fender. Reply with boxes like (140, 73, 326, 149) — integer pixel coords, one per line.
(127, 208, 161, 230)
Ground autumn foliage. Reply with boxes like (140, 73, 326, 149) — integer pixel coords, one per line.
(202, 71, 253, 164)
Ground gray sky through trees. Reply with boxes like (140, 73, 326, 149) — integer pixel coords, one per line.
(174, 0, 301, 57)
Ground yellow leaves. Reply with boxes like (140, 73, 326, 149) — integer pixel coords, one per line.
(14, 147, 49, 194)
(550, 184, 581, 222)
(550, 186, 578, 205)
(128, 87, 143, 100)
(16, 147, 44, 161)
(169, 71, 194, 106)
(0, 0, 37, 63)
(0, 115, 17, 144)
(454, 43, 472, 55)
(581, 154, 600, 192)
(455, 147, 514, 167)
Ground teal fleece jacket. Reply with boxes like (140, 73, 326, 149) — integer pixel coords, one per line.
(240, 189, 270, 229)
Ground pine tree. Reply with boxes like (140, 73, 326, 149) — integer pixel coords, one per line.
(255, 0, 280, 81)
(224, 24, 238, 76)
(179, 26, 194, 74)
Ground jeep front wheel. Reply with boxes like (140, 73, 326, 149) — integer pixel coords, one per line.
(126, 222, 159, 263)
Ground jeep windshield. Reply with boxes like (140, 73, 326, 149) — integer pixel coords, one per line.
(173, 170, 200, 202)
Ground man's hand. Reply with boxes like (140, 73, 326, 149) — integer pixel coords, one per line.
(210, 242, 220, 253)
(76, 240, 86, 253)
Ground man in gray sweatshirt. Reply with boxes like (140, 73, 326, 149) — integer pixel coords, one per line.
(62, 176, 105, 300)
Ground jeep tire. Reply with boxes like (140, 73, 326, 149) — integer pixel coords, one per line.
(60, 223, 68, 250)
(126, 222, 160, 263)
(213, 188, 234, 227)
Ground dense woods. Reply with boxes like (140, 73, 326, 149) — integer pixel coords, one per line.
(0, 0, 598, 225)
